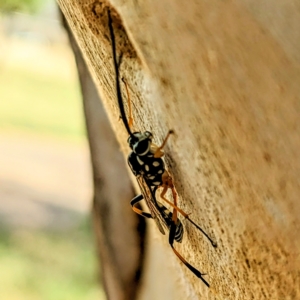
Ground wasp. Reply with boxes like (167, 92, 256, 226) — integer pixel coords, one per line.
(107, 10, 216, 287)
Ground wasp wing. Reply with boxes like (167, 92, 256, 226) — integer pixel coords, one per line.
(136, 175, 168, 235)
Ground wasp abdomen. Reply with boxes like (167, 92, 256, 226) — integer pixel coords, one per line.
(158, 204, 184, 243)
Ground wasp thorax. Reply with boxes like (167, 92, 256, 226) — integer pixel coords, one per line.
(128, 131, 153, 155)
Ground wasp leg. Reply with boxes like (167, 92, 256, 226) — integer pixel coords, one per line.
(159, 179, 217, 248)
(169, 208, 210, 287)
(159, 184, 186, 213)
(154, 130, 174, 158)
(131, 194, 153, 219)
(121, 78, 133, 129)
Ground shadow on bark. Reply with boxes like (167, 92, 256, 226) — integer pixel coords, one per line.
(61, 13, 146, 300)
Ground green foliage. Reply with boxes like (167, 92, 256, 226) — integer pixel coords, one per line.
(0, 65, 85, 142)
(0, 0, 42, 14)
(0, 219, 105, 300)
(0, 35, 101, 299)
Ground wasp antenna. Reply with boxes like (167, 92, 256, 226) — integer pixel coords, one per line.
(107, 9, 132, 136)
(121, 77, 134, 129)
(117, 53, 123, 68)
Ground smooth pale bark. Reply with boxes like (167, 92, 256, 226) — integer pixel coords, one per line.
(58, 1, 300, 299)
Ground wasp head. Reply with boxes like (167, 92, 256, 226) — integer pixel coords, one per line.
(128, 131, 153, 155)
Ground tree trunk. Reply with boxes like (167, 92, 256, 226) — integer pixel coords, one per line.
(58, 1, 300, 299)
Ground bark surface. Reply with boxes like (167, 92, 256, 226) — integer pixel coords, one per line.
(58, 1, 300, 299)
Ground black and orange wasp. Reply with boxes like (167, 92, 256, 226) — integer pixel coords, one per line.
(107, 10, 217, 287)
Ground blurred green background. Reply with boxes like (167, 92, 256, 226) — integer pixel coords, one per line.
(0, 1, 105, 299)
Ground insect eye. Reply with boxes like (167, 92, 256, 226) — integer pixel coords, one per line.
(134, 139, 150, 155)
